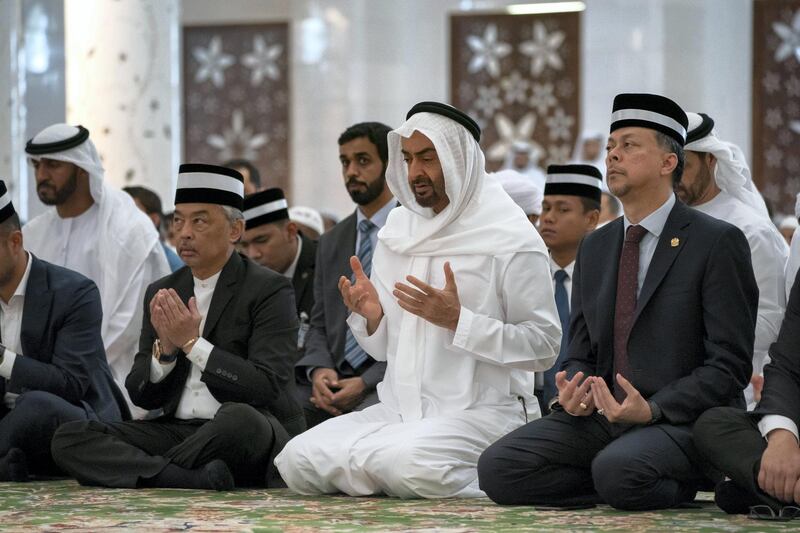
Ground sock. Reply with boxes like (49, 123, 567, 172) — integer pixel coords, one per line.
(146, 460, 234, 491)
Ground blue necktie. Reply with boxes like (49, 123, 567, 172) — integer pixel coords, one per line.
(343, 219, 376, 370)
(542, 269, 570, 404)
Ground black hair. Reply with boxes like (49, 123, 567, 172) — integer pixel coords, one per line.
(579, 197, 601, 213)
(337, 122, 392, 165)
(654, 131, 685, 185)
(123, 185, 163, 216)
(0, 212, 21, 236)
(223, 159, 261, 188)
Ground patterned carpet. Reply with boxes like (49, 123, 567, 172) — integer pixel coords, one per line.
(0, 480, 795, 532)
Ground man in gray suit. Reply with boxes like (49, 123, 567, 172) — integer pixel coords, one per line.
(295, 122, 395, 427)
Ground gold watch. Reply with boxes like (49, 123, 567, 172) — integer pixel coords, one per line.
(153, 339, 178, 364)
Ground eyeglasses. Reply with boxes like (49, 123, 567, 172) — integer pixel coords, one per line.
(748, 505, 800, 521)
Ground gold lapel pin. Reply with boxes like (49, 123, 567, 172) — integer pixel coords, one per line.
(670, 237, 680, 247)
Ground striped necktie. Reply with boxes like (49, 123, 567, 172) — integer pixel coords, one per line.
(343, 219, 376, 369)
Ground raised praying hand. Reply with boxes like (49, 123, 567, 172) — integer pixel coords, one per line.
(150, 289, 202, 352)
(339, 256, 384, 332)
(393, 262, 461, 331)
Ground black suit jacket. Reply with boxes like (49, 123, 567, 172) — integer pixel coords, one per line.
(125, 252, 305, 439)
(292, 233, 317, 320)
(754, 269, 800, 425)
(564, 199, 758, 426)
(295, 211, 387, 388)
(10, 255, 127, 422)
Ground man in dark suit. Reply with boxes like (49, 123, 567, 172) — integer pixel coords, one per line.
(0, 181, 126, 481)
(295, 122, 395, 427)
(478, 93, 759, 510)
(51, 164, 304, 490)
(694, 269, 800, 514)
(241, 187, 316, 342)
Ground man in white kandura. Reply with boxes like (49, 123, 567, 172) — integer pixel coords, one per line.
(22, 124, 170, 417)
(275, 102, 561, 498)
(677, 112, 788, 407)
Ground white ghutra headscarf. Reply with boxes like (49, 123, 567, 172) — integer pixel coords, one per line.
(684, 112, 769, 219)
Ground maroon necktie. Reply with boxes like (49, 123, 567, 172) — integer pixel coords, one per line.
(613, 224, 648, 401)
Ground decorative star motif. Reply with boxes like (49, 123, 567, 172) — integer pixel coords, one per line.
(530, 82, 556, 114)
(485, 113, 541, 161)
(475, 86, 503, 117)
(241, 35, 283, 86)
(763, 71, 782, 93)
(546, 108, 575, 141)
(547, 144, 572, 165)
(193, 36, 235, 88)
(466, 24, 512, 78)
(519, 22, 565, 76)
(765, 108, 784, 129)
(773, 9, 800, 63)
(501, 71, 529, 104)
(765, 145, 784, 168)
(206, 109, 268, 161)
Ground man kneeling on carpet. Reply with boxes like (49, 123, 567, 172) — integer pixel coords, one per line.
(0, 181, 127, 481)
(51, 164, 305, 490)
(274, 102, 561, 498)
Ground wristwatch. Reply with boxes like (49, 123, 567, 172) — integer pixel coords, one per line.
(153, 339, 178, 364)
(647, 399, 663, 424)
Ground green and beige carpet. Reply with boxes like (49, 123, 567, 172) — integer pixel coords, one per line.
(0, 481, 795, 531)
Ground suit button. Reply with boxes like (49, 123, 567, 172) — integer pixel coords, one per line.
(216, 368, 222, 375)
(232, 375, 238, 381)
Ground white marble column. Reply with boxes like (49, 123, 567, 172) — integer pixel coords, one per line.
(65, 0, 180, 208)
(0, 0, 24, 217)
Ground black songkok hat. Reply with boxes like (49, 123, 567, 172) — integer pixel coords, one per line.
(25, 125, 90, 155)
(175, 163, 244, 211)
(610, 93, 688, 146)
(545, 164, 602, 203)
(406, 101, 481, 142)
(0, 181, 16, 224)
(243, 188, 290, 230)
(685, 113, 715, 145)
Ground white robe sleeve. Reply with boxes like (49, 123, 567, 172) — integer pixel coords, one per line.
(450, 251, 561, 371)
(786, 227, 800, 300)
(746, 226, 788, 376)
(347, 312, 389, 362)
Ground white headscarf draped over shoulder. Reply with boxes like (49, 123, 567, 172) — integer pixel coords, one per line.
(380, 111, 547, 258)
(684, 112, 769, 219)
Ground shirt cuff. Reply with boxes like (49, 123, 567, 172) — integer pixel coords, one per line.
(149, 355, 176, 383)
(0, 349, 17, 379)
(451, 306, 474, 350)
(186, 338, 213, 371)
(759, 415, 799, 443)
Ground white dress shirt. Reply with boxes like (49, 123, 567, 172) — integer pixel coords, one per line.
(0, 253, 33, 408)
(282, 236, 303, 280)
(149, 271, 222, 420)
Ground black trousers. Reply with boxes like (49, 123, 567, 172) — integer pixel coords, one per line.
(51, 402, 274, 488)
(477, 409, 707, 510)
(295, 382, 380, 429)
(0, 390, 90, 476)
(694, 406, 783, 510)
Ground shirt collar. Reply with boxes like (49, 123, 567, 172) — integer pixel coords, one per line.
(282, 235, 303, 279)
(549, 255, 575, 279)
(356, 196, 396, 229)
(193, 269, 222, 290)
(623, 193, 675, 239)
(11, 252, 33, 300)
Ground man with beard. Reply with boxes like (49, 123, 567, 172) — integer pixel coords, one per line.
(276, 102, 560, 498)
(677, 112, 788, 407)
(295, 122, 395, 427)
(22, 124, 170, 418)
